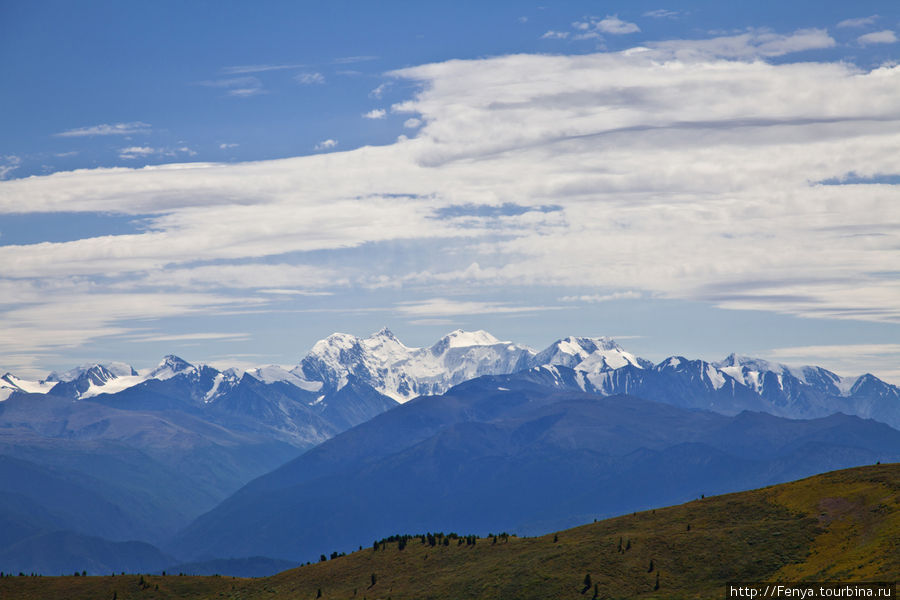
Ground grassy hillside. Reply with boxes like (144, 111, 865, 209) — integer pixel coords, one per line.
(2, 463, 897, 600)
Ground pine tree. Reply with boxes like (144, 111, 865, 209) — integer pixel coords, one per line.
(582, 573, 592, 594)
(648, 559, 654, 573)
(316, 588, 322, 598)
(654, 572, 660, 590)
(370, 573, 377, 587)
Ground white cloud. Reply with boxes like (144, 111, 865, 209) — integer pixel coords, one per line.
(3, 44, 900, 373)
(55, 122, 151, 137)
(649, 28, 835, 59)
(222, 64, 305, 74)
(228, 87, 267, 97)
(314, 139, 338, 150)
(126, 331, 250, 343)
(858, 30, 898, 45)
(54, 151, 79, 158)
(837, 15, 879, 28)
(404, 118, 422, 129)
(595, 15, 640, 34)
(560, 291, 642, 303)
(119, 146, 156, 159)
(517, 16, 528, 24)
(363, 109, 386, 119)
(219, 142, 239, 149)
(198, 76, 266, 96)
(643, 9, 680, 19)
(541, 30, 570, 40)
(395, 298, 561, 317)
(370, 83, 390, 98)
(296, 72, 325, 84)
(0, 155, 22, 180)
(118, 146, 196, 160)
(333, 55, 378, 64)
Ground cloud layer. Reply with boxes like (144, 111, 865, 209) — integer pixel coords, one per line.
(2, 35, 900, 376)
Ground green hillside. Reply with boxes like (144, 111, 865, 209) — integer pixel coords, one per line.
(2, 463, 897, 600)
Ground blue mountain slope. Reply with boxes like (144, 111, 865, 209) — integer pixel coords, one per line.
(171, 369, 900, 563)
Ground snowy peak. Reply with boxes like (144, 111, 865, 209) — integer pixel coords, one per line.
(850, 373, 900, 401)
(434, 329, 501, 349)
(148, 355, 196, 380)
(532, 336, 649, 372)
(298, 328, 533, 402)
(46, 361, 137, 383)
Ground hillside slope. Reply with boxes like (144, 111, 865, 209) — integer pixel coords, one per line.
(1, 464, 896, 599)
(172, 370, 900, 562)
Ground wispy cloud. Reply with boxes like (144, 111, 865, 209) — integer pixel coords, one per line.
(219, 142, 239, 149)
(295, 72, 325, 84)
(333, 55, 378, 64)
(594, 15, 640, 34)
(126, 331, 250, 343)
(197, 76, 265, 97)
(395, 298, 561, 317)
(837, 15, 879, 28)
(560, 291, 642, 303)
(369, 83, 390, 98)
(858, 30, 898, 45)
(363, 109, 386, 119)
(649, 28, 836, 59)
(55, 122, 151, 137)
(4, 42, 900, 376)
(222, 63, 305, 74)
(119, 146, 196, 160)
(643, 9, 680, 19)
(541, 30, 570, 40)
(118, 146, 156, 159)
(0, 155, 22, 180)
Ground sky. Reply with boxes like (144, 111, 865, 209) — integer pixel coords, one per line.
(2, 1, 900, 383)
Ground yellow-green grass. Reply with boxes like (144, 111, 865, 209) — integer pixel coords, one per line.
(2, 464, 896, 600)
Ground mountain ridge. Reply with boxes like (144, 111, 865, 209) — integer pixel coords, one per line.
(3, 328, 898, 430)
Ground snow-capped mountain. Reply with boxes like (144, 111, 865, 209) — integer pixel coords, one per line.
(1, 372, 57, 400)
(296, 327, 533, 401)
(530, 336, 652, 373)
(1, 328, 898, 430)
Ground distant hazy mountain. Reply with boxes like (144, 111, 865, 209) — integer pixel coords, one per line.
(172, 367, 900, 563)
(2, 328, 899, 575)
(4, 328, 898, 429)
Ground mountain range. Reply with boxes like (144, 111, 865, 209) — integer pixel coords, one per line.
(1, 328, 898, 574)
(3, 328, 898, 428)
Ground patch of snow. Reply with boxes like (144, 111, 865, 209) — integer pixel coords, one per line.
(1, 374, 56, 394)
(145, 355, 195, 381)
(706, 364, 725, 390)
(80, 374, 146, 398)
(248, 365, 323, 392)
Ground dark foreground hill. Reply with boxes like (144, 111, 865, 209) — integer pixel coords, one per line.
(2, 464, 897, 600)
(172, 368, 900, 563)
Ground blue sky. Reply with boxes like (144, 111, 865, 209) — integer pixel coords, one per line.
(2, 1, 900, 381)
